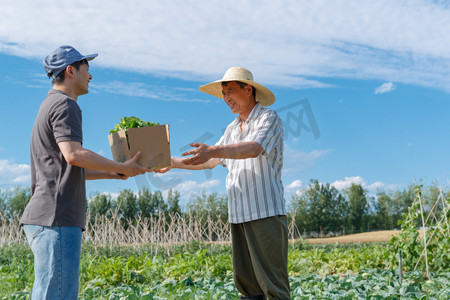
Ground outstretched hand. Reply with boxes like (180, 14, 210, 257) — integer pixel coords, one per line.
(153, 165, 172, 174)
(154, 157, 177, 173)
(181, 143, 213, 165)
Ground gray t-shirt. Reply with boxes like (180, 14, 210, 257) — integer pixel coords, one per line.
(20, 89, 86, 229)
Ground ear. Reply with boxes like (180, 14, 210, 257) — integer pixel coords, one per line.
(65, 65, 75, 79)
(245, 84, 253, 95)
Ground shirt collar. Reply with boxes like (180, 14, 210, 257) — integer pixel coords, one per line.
(245, 102, 262, 122)
(233, 102, 262, 126)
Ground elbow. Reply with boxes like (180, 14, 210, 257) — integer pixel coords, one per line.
(58, 141, 85, 167)
(251, 144, 264, 158)
(63, 152, 80, 166)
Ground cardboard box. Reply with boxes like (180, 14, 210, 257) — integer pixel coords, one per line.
(108, 125, 171, 169)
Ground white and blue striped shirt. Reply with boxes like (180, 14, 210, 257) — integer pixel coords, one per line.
(216, 103, 285, 224)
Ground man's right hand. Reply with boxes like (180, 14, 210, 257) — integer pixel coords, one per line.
(153, 157, 175, 174)
(123, 151, 152, 176)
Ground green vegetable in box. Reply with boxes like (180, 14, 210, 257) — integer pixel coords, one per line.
(110, 116, 160, 134)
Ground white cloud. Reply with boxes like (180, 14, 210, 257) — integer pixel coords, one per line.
(285, 177, 394, 200)
(367, 181, 385, 191)
(105, 192, 120, 200)
(0, 1, 450, 91)
(331, 176, 366, 190)
(284, 146, 332, 173)
(286, 180, 303, 193)
(174, 179, 221, 195)
(331, 176, 386, 193)
(12, 174, 30, 183)
(0, 159, 30, 185)
(287, 179, 303, 189)
(374, 82, 396, 94)
(385, 183, 403, 191)
(92, 81, 210, 103)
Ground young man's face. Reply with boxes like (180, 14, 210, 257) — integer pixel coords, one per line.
(221, 81, 254, 115)
(71, 62, 92, 96)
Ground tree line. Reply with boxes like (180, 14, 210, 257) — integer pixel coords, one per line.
(1, 180, 447, 235)
(291, 179, 448, 235)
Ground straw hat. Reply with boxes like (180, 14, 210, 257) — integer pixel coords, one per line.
(199, 67, 275, 106)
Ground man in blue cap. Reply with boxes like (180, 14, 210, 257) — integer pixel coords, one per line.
(20, 45, 151, 300)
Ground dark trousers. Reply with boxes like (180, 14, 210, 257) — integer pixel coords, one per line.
(231, 215, 290, 300)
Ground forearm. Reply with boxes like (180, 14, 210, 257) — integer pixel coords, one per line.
(85, 169, 124, 180)
(65, 147, 126, 173)
(59, 141, 148, 177)
(180, 142, 263, 166)
(172, 157, 220, 170)
(211, 142, 263, 159)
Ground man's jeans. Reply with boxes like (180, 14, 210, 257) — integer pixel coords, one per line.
(23, 225, 82, 300)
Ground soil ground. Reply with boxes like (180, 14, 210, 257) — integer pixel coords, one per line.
(304, 230, 400, 244)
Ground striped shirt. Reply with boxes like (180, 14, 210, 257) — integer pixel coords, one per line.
(216, 103, 285, 224)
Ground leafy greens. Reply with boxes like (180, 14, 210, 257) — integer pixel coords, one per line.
(110, 116, 160, 134)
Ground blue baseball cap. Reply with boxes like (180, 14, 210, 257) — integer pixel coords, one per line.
(43, 45, 98, 79)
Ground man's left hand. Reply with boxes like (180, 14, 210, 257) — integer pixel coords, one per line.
(181, 143, 213, 165)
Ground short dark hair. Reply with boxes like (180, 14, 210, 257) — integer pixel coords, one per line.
(221, 81, 256, 99)
(52, 59, 88, 84)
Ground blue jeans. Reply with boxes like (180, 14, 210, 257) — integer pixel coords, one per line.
(23, 225, 82, 300)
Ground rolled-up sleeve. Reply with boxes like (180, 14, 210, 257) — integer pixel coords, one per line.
(253, 111, 282, 156)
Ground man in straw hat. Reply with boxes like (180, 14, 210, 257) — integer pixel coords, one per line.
(157, 67, 290, 299)
(20, 45, 150, 300)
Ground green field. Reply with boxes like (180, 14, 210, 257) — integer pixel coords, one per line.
(1, 185, 448, 299)
(1, 241, 449, 299)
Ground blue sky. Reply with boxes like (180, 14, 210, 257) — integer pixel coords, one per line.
(1, 0, 449, 206)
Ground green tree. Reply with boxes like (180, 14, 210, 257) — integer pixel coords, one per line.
(375, 191, 393, 230)
(364, 195, 379, 231)
(167, 189, 181, 215)
(304, 179, 322, 233)
(6, 186, 31, 218)
(187, 189, 228, 222)
(0, 189, 7, 221)
(151, 190, 167, 215)
(115, 189, 138, 224)
(137, 187, 153, 218)
(391, 184, 416, 228)
(293, 179, 347, 235)
(346, 184, 368, 233)
(208, 192, 228, 223)
(334, 191, 349, 231)
(323, 184, 348, 232)
(88, 192, 112, 222)
(291, 193, 308, 234)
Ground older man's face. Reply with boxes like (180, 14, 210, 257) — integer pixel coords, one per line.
(221, 81, 254, 115)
